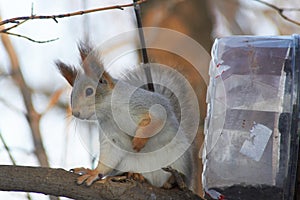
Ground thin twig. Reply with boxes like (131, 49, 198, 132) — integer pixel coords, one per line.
(0, 132, 33, 200)
(0, 132, 16, 165)
(254, 0, 300, 26)
(0, 0, 147, 26)
(0, 70, 11, 81)
(0, 16, 49, 167)
(133, 0, 154, 92)
(1, 19, 30, 32)
(42, 88, 64, 114)
(0, 96, 25, 115)
(0, 19, 53, 44)
(0, 0, 146, 43)
(5, 31, 58, 43)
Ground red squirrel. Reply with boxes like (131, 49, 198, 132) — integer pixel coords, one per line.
(57, 43, 200, 192)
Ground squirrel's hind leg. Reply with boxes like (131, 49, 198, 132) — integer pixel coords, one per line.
(162, 166, 187, 190)
(125, 172, 146, 183)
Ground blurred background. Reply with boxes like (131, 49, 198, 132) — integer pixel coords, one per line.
(0, 0, 300, 199)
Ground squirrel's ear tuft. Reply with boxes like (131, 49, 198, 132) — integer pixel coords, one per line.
(78, 42, 105, 81)
(78, 41, 93, 62)
(55, 60, 78, 86)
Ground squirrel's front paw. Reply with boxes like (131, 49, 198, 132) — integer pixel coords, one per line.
(132, 137, 149, 152)
(70, 167, 103, 186)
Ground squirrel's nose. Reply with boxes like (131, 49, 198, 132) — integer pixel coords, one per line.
(72, 111, 80, 118)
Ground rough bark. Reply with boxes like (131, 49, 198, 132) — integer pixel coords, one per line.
(0, 165, 203, 200)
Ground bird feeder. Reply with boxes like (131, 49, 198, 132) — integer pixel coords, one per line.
(203, 35, 300, 200)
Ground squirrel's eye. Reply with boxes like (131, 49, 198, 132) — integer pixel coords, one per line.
(85, 87, 94, 97)
(99, 78, 107, 84)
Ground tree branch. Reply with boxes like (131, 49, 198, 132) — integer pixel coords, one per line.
(5, 31, 58, 43)
(254, 0, 300, 26)
(0, 132, 16, 165)
(0, 165, 203, 200)
(0, 16, 49, 167)
(0, 0, 147, 43)
(0, 0, 147, 27)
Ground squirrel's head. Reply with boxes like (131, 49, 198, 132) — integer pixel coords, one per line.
(56, 43, 115, 120)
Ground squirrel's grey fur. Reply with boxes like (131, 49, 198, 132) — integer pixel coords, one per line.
(56, 43, 200, 192)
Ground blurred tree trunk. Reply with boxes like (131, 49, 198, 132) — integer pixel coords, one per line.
(141, 0, 213, 51)
(141, 0, 213, 197)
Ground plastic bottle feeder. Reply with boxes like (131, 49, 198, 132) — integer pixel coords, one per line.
(203, 35, 300, 200)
